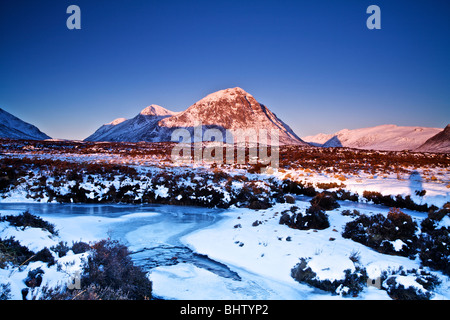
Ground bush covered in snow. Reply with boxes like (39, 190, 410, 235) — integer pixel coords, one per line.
(0, 211, 58, 235)
(0, 283, 11, 300)
(0, 157, 285, 210)
(1, 212, 153, 300)
(279, 205, 330, 230)
(291, 259, 441, 300)
(0, 236, 35, 267)
(309, 192, 340, 211)
(362, 191, 437, 212)
(33, 239, 152, 300)
(281, 179, 316, 197)
(71, 241, 91, 254)
(290, 258, 368, 297)
(342, 206, 450, 276)
(342, 208, 419, 257)
(381, 267, 440, 300)
(80, 239, 152, 300)
(419, 210, 450, 276)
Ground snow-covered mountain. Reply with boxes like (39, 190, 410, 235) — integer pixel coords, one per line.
(160, 87, 306, 145)
(0, 108, 51, 140)
(415, 124, 450, 153)
(302, 124, 443, 151)
(85, 105, 179, 142)
(86, 88, 307, 146)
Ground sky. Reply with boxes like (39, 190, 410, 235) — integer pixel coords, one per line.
(0, 0, 449, 140)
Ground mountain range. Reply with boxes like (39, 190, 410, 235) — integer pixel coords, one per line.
(0, 88, 448, 153)
(85, 87, 307, 146)
(302, 124, 446, 152)
(85, 105, 179, 143)
(0, 108, 51, 140)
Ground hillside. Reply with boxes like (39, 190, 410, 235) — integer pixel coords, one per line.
(302, 124, 442, 151)
(0, 108, 51, 140)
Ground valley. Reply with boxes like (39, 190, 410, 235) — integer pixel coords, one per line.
(0, 138, 449, 300)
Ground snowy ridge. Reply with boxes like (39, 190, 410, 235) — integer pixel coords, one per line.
(139, 105, 179, 117)
(84, 105, 177, 142)
(0, 108, 51, 140)
(302, 124, 443, 151)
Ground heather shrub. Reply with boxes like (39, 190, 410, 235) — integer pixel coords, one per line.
(291, 258, 368, 297)
(36, 283, 133, 300)
(0, 283, 11, 300)
(0, 211, 58, 235)
(284, 194, 295, 204)
(281, 179, 316, 197)
(419, 218, 450, 276)
(310, 192, 340, 211)
(333, 188, 359, 202)
(342, 208, 418, 257)
(316, 182, 344, 190)
(362, 191, 433, 212)
(30, 239, 152, 300)
(71, 241, 91, 254)
(385, 208, 417, 240)
(381, 267, 440, 300)
(341, 209, 361, 217)
(248, 197, 272, 210)
(0, 236, 35, 267)
(279, 205, 330, 230)
(32, 247, 56, 266)
(80, 239, 152, 300)
(51, 241, 70, 258)
(427, 203, 449, 222)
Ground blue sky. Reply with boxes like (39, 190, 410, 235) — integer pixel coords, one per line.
(0, 0, 449, 140)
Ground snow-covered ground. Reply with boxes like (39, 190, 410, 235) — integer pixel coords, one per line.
(1, 198, 449, 300)
(0, 208, 160, 299)
(159, 201, 450, 300)
(0, 144, 448, 300)
(271, 166, 449, 209)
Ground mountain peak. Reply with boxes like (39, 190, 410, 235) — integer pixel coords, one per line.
(190, 87, 254, 106)
(139, 105, 176, 117)
(107, 118, 127, 126)
(218, 87, 251, 96)
(159, 87, 307, 145)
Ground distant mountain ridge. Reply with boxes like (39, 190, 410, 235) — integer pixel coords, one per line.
(86, 87, 308, 146)
(302, 124, 445, 152)
(85, 104, 178, 142)
(0, 108, 51, 140)
(415, 124, 450, 153)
